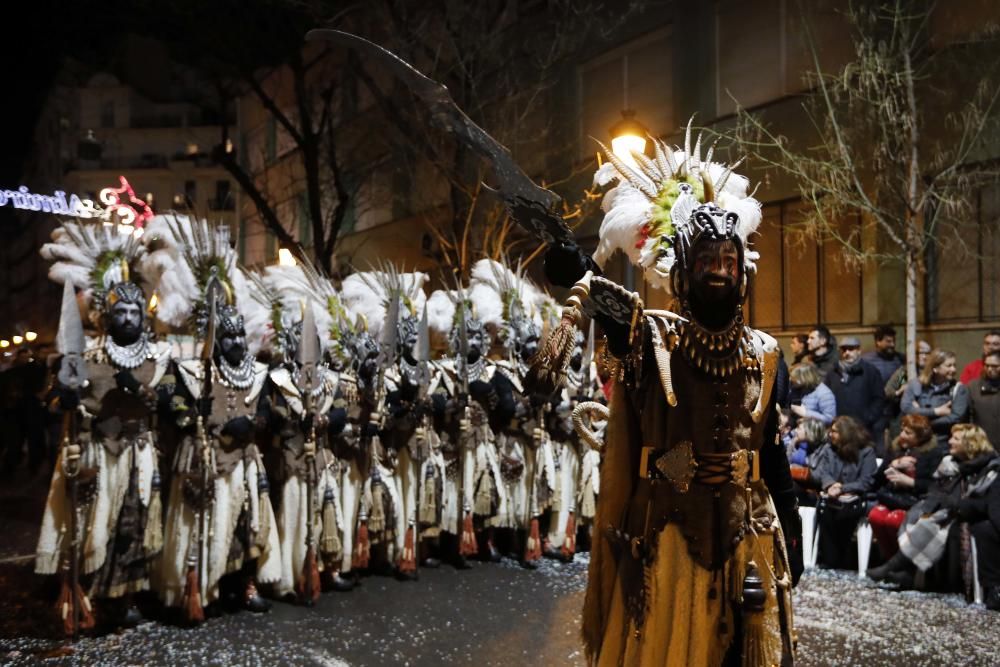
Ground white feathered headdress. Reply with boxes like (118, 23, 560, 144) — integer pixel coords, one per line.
(340, 264, 429, 341)
(592, 118, 762, 294)
(141, 214, 268, 352)
(40, 220, 151, 316)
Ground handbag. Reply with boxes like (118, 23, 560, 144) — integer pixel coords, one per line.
(820, 493, 866, 521)
(875, 489, 917, 511)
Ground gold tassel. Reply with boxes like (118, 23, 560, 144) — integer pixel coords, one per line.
(321, 493, 341, 558)
(741, 561, 767, 667)
(474, 468, 494, 516)
(419, 475, 437, 525)
(369, 482, 386, 534)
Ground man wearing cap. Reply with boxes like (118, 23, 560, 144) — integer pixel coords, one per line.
(826, 336, 887, 451)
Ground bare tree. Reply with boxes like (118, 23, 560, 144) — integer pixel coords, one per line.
(724, 0, 1000, 376)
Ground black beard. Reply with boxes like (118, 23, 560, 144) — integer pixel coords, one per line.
(219, 345, 246, 366)
(111, 322, 142, 346)
(467, 348, 481, 364)
(688, 280, 740, 330)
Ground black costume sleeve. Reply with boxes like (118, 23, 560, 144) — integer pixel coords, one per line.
(775, 357, 790, 409)
(543, 241, 601, 288)
(327, 407, 347, 437)
(759, 398, 804, 586)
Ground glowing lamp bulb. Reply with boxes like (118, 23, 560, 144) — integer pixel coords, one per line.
(611, 134, 647, 169)
(25, 331, 37, 342)
(609, 110, 649, 170)
(12, 335, 23, 345)
(278, 248, 297, 267)
(0, 340, 8, 348)
(148, 293, 158, 313)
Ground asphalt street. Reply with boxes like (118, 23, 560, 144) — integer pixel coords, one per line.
(1, 473, 999, 666)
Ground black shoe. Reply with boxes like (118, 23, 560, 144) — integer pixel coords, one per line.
(519, 558, 538, 570)
(885, 568, 915, 589)
(421, 557, 441, 569)
(542, 545, 562, 560)
(486, 542, 502, 563)
(244, 582, 271, 613)
(452, 555, 471, 570)
(121, 605, 144, 628)
(396, 569, 419, 582)
(866, 552, 908, 582)
(985, 586, 1000, 612)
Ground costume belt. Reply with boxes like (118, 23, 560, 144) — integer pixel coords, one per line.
(639, 442, 759, 492)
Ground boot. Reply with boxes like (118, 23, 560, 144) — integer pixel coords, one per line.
(121, 604, 144, 629)
(985, 586, 1000, 612)
(885, 566, 915, 589)
(866, 551, 909, 582)
(244, 580, 271, 613)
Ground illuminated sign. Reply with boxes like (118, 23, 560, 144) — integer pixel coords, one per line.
(0, 176, 154, 227)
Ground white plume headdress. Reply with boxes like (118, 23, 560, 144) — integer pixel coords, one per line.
(140, 214, 268, 352)
(40, 220, 151, 318)
(340, 263, 429, 342)
(592, 118, 762, 294)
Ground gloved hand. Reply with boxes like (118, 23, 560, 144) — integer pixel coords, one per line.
(56, 388, 80, 411)
(221, 416, 254, 440)
(779, 508, 805, 587)
(114, 369, 142, 394)
(544, 241, 600, 288)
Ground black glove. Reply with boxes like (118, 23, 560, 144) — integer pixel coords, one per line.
(779, 507, 804, 587)
(221, 416, 254, 440)
(114, 369, 142, 394)
(544, 241, 600, 288)
(56, 388, 80, 411)
(327, 407, 348, 436)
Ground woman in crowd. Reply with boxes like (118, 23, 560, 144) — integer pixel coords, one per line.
(786, 417, 829, 505)
(815, 416, 879, 569)
(867, 424, 998, 591)
(867, 414, 944, 560)
(789, 362, 837, 426)
(901, 348, 969, 447)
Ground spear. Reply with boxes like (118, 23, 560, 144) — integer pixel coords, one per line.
(296, 305, 321, 605)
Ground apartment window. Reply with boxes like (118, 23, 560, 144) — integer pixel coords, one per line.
(100, 100, 115, 128)
(184, 180, 197, 208)
(578, 28, 672, 161)
(926, 185, 1000, 322)
(746, 200, 863, 331)
(213, 180, 233, 211)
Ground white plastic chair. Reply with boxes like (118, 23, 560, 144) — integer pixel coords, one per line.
(856, 517, 873, 578)
(799, 505, 819, 569)
(972, 536, 984, 605)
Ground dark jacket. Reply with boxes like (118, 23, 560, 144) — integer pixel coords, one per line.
(863, 350, 905, 385)
(968, 378, 1000, 452)
(812, 443, 878, 494)
(826, 360, 886, 437)
(810, 348, 838, 377)
(869, 442, 945, 509)
(900, 379, 970, 446)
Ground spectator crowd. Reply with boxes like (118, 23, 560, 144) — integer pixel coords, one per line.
(781, 326, 1000, 612)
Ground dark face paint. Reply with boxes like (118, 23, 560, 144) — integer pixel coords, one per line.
(218, 329, 248, 366)
(110, 301, 144, 345)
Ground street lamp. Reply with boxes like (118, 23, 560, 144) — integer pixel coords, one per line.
(278, 248, 297, 267)
(12, 335, 23, 345)
(25, 331, 37, 342)
(609, 110, 648, 170)
(0, 340, 8, 348)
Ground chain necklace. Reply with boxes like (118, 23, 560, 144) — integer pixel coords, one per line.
(291, 364, 328, 397)
(217, 352, 256, 389)
(400, 356, 422, 386)
(105, 332, 150, 369)
(677, 310, 754, 378)
(462, 354, 488, 382)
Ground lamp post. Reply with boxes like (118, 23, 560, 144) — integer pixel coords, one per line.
(609, 110, 648, 170)
(277, 248, 297, 267)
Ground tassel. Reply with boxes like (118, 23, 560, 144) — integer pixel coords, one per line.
(398, 526, 417, 573)
(459, 513, 478, 556)
(321, 493, 341, 558)
(56, 572, 96, 636)
(369, 483, 386, 535)
(741, 562, 767, 666)
(353, 521, 370, 569)
(143, 484, 163, 554)
(526, 315, 580, 398)
(525, 518, 542, 561)
(296, 548, 321, 604)
(474, 468, 494, 516)
(181, 565, 204, 624)
(562, 511, 576, 559)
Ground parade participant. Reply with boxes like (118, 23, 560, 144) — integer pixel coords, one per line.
(427, 288, 503, 564)
(345, 267, 429, 578)
(253, 271, 346, 603)
(341, 271, 407, 575)
(544, 132, 801, 664)
(145, 216, 279, 622)
(573, 397, 609, 552)
(36, 221, 171, 632)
